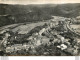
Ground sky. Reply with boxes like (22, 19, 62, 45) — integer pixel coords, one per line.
(0, 0, 80, 5)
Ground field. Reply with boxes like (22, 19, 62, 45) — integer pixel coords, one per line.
(70, 24, 80, 33)
(11, 21, 48, 34)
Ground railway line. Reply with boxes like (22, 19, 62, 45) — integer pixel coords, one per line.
(66, 21, 80, 36)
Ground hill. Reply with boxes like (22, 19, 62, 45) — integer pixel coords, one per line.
(0, 3, 80, 27)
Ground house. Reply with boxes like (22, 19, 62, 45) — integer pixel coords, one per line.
(57, 44, 67, 50)
(76, 16, 80, 20)
(39, 28, 46, 36)
(41, 36, 50, 45)
(36, 40, 41, 46)
(28, 36, 33, 40)
(11, 44, 23, 51)
(6, 47, 14, 53)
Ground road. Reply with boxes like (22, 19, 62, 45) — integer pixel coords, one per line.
(66, 22, 80, 36)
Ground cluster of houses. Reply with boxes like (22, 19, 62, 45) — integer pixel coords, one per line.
(26, 17, 79, 55)
(0, 16, 79, 55)
(26, 18, 70, 49)
(6, 44, 34, 53)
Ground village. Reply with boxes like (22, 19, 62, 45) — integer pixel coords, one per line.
(0, 16, 80, 56)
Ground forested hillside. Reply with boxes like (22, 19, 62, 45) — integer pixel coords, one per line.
(0, 3, 80, 27)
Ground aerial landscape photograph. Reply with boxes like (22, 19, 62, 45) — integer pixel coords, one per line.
(0, 0, 80, 56)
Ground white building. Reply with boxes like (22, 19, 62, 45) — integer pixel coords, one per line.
(39, 28, 46, 36)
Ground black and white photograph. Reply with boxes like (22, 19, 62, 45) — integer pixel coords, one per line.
(0, 0, 80, 56)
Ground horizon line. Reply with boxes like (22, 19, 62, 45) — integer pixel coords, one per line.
(0, 2, 80, 5)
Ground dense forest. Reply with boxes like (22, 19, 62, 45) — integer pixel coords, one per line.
(0, 3, 80, 27)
